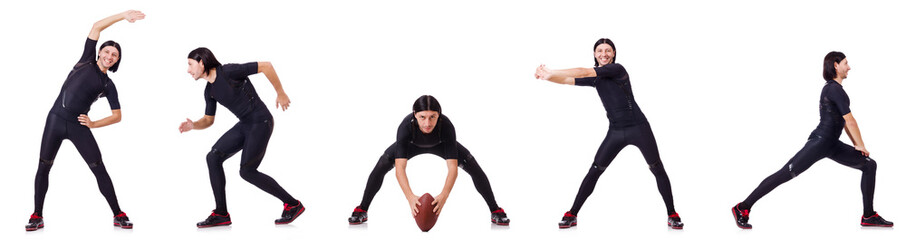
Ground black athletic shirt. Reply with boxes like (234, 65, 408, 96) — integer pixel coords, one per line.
(203, 62, 270, 122)
(574, 63, 647, 127)
(395, 113, 458, 159)
(49, 38, 120, 122)
(812, 81, 851, 138)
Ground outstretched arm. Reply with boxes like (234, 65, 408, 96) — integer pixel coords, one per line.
(843, 112, 869, 156)
(534, 64, 597, 85)
(432, 159, 458, 216)
(77, 109, 121, 128)
(395, 158, 421, 217)
(178, 115, 216, 133)
(89, 10, 145, 40)
(257, 62, 291, 111)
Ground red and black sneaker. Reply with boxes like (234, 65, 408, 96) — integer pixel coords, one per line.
(197, 211, 232, 228)
(732, 203, 752, 229)
(861, 212, 893, 227)
(25, 213, 44, 231)
(558, 211, 577, 228)
(275, 200, 305, 225)
(667, 212, 684, 229)
(113, 212, 133, 229)
(348, 206, 368, 224)
(491, 208, 510, 225)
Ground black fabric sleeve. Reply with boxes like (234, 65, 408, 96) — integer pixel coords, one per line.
(829, 85, 852, 115)
(223, 62, 259, 79)
(78, 38, 98, 65)
(204, 84, 216, 116)
(394, 115, 413, 158)
(105, 81, 121, 110)
(574, 77, 596, 87)
(440, 116, 458, 160)
(593, 63, 626, 79)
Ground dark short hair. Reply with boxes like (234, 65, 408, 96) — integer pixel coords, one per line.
(412, 95, 441, 114)
(99, 40, 121, 72)
(187, 47, 223, 75)
(593, 38, 616, 66)
(823, 51, 846, 81)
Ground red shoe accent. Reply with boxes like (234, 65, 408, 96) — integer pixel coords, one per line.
(210, 212, 230, 217)
(197, 221, 232, 228)
(669, 213, 680, 218)
(353, 206, 367, 213)
(26, 224, 44, 231)
(563, 212, 577, 217)
(492, 208, 506, 214)
(115, 212, 128, 218)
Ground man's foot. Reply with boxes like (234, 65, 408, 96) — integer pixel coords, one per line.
(558, 211, 577, 228)
(732, 203, 752, 229)
(861, 212, 893, 227)
(491, 208, 510, 225)
(348, 206, 368, 224)
(25, 213, 43, 231)
(197, 211, 232, 228)
(275, 200, 305, 225)
(667, 212, 684, 229)
(113, 212, 133, 229)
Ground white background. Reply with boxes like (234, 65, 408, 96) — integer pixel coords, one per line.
(1, 0, 904, 239)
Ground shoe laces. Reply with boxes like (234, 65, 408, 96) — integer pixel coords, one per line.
(284, 201, 302, 211)
(115, 212, 128, 218)
(563, 211, 577, 218)
(353, 206, 367, 213)
(741, 209, 749, 217)
(30, 213, 42, 219)
(492, 208, 506, 214)
(668, 213, 680, 218)
(209, 211, 229, 217)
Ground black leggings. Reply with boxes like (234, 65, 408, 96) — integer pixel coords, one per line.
(742, 134, 877, 216)
(206, 118, 296, 214)
(34, 113, 121, 216)
(357, 142, 500, 212)
(569, 122, 676, 215)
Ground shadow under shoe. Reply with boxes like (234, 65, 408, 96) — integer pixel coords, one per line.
(348, 206, 368, 224)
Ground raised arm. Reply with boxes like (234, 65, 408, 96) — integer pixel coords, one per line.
(534, 64, 597, 85)
(88, 10, 145, 41)
(432, 159, 458, 216)
(257, 62, 291, 111)
(395, 158, 421, 217)
(843, 112, 869, 156)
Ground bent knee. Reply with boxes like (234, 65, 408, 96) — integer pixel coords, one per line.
(39, 158, 54, 166)
(863, 159, 877, 171)
(238, 168, 259, 180)
(207, 149, 231, 164)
